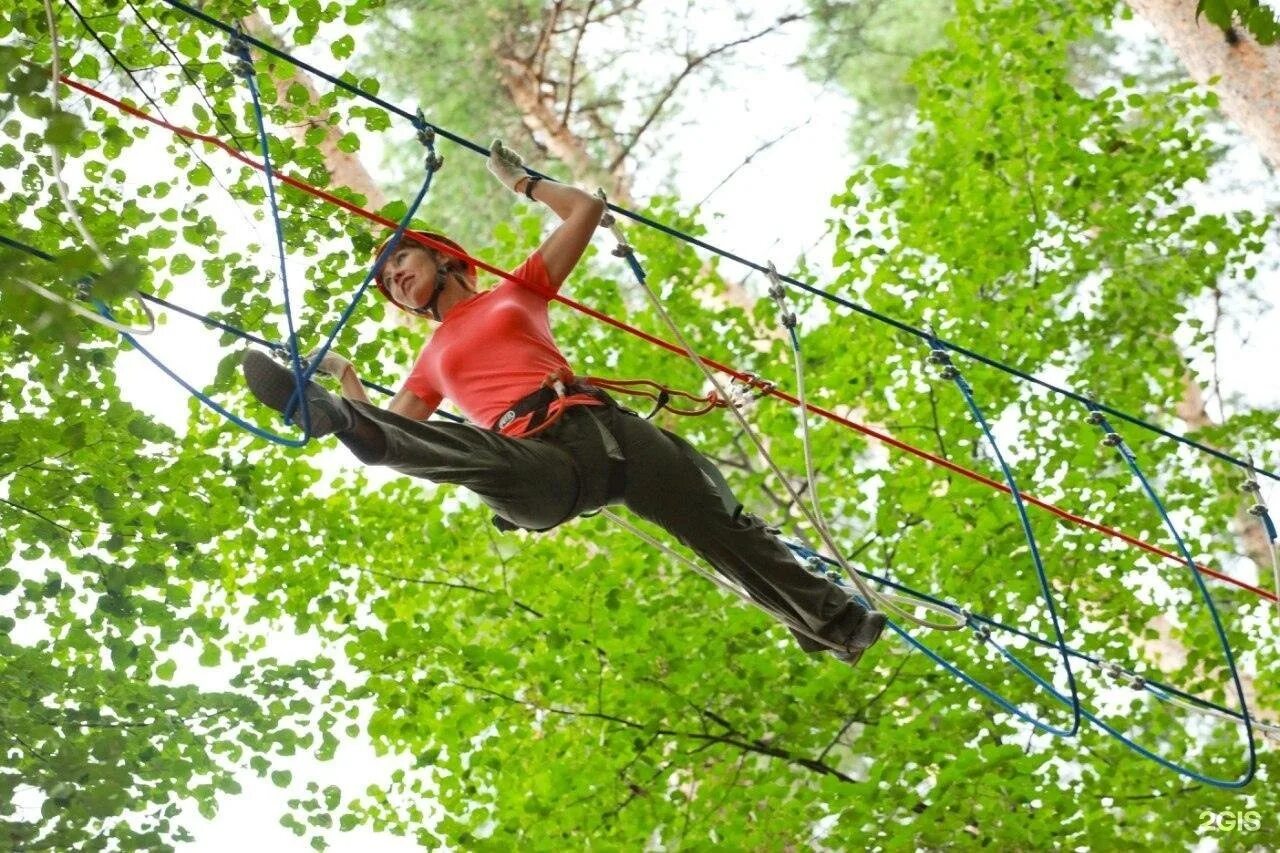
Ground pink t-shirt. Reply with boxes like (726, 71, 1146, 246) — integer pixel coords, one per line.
(403, 252, 602, 436)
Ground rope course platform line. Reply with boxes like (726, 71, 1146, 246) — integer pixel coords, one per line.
(9, 75, 1277, 607)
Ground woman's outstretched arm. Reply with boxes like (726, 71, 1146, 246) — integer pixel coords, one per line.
(519, 178, 605, 289)
(487, 138, 605, 291)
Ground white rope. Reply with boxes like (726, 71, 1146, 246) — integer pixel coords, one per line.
(600, 509, 891, 654)
(35, 0, 155, 336)
(1091, 658, 1280, 743)
(42, 0, 107, 265)
(597, 196, 961, 631)
(765, 265, 960, 626)
(12, 277, 156, 335)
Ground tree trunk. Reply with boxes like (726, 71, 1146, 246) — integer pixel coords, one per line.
(495, 50, 634, 206)
(240, 12, 388, 209)
(1176, 373, 1272, 563)
(1125, 0, 1280, 171)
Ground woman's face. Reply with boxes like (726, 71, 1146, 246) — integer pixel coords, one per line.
(383, 245, 440, 311)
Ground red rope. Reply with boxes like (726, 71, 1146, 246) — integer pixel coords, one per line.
(62, 74, 1277, 606)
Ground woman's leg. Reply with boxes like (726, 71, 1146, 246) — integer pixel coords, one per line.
(241, 351, 603, 532)
(604, 407, 876, 651)
(343, 401, 590, 532)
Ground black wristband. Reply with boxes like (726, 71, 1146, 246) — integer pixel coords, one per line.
(524, 175, 543, 200)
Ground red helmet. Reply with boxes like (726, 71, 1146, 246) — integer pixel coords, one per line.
(371, 230, 477, 315)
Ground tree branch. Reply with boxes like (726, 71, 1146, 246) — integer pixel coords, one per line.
(694, 116, 814, 209)
(818, 651, 914, 762)
(0, 497, 77, 537)
(609, 14, 807, 174)
(349, 565, 544, 618)
(560, 0, 598, 127)
(458, 680, 857, 782)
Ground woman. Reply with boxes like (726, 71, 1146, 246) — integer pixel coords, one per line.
(241, 140, 886, 665)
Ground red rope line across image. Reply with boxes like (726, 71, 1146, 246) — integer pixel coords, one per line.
(61, 74, 1277, 606)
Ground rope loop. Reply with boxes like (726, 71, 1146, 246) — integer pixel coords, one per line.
(765, 262, 796, 329)
(413, 108, 444, 170)
(922, 334, 1083, 733)
(730, 372, 776, 400)
(226, 30, 254, 78)
(1078, 398, 1257, 784)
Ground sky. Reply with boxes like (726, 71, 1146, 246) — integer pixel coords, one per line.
(6, 0, 1279, 848)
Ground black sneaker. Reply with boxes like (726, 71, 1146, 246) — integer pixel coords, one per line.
(242, 350, 355, 437)
(847, 610, 888, 649)
(829, 610, 887, 668)
(831, 647, 868, 667)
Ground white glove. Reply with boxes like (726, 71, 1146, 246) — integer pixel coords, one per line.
(486, 138, 528, 193)
(306, 348, 352, 379)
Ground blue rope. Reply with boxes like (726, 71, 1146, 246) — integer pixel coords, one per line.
(787, 542, 1263, 729)
(4, 231, 471, 423)
(227, 33, 444, 437)
(1080, 403, 1256, 785)
(925, 336, 1083, 736)
(778, 300, 1081, 735)
(99, 293, 469, 436)
(151, 0, 1279, 484)
(800, 555, 1057, 732)
(791, 542, 1263, 787)
(283, 148, 440, 423)
(94, 159, 427, 445)
(95, 298, 310, 443)
(983, 629, 1255, 787)
(229, 33, 314, 438)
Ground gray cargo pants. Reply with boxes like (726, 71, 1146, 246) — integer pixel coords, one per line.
(340, 397, 867, 652)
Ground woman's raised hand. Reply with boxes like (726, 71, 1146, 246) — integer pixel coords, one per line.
(486, 138, 529, 193)
(305, 348, 353, 379)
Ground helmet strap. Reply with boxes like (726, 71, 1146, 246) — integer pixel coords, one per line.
(407, 264, 454, 322)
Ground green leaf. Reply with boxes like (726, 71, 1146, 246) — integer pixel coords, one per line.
(44, 111, 84, 147)
(336, 132, 360, 154)
(1195, 0, 1233, 28)
(331, 34, 355, 60)
(286, 82, 310, 107)
(170, 254, 195, 275)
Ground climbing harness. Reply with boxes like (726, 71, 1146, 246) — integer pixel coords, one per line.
(490, 369, 610, 439)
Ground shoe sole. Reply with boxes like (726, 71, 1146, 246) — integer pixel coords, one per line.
(242, 350, 340, 435)
(831, 646, 866, 668)
(850, 611, 888, 650)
